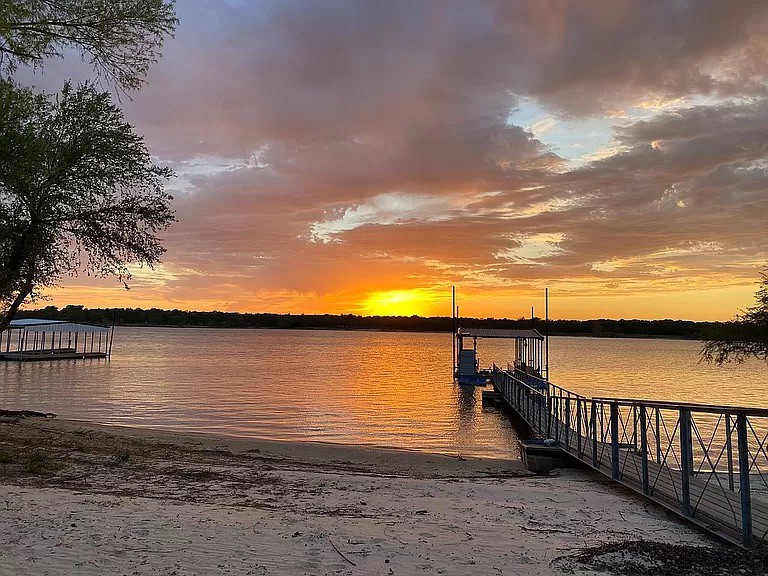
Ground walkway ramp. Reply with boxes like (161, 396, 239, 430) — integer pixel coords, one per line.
(491, 366, 768, 548)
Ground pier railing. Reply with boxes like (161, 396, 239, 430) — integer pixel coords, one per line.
(491, 365, 768, 548)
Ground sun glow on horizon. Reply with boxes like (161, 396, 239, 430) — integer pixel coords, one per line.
(32, 276, 762, 322)
(361, 290, 439, 317)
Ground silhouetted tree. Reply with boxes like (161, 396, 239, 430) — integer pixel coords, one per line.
(0, 80, 174, 330)
(702, 267, 768, 365)
(0, 0, 177, 91)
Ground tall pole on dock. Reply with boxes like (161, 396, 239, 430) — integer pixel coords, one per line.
(452, 286, 456, 377)
(456, 305, 460, 377)
(545, 288, 549, 382)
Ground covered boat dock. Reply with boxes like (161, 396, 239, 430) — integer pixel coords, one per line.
(0, 319, 114, 361)
(454, 327, 546, 385)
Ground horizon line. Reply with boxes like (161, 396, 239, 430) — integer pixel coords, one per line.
(19, 304, 732, 325)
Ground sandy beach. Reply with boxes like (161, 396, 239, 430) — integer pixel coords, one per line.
(0, 417, 764, 575)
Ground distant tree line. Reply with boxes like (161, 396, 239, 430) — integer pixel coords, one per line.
(11, 305, 730, 340)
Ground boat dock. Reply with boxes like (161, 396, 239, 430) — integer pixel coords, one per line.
(490, 365, 768, 549)
(0, 319, 114, 361)
(449, 286, 767, 549)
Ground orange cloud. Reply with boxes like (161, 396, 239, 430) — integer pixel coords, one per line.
(18, 1, 768, 322)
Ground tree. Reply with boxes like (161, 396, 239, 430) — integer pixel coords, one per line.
(0, 0, 177, 91)
(701, 267, 768, 365)
(0, 79, 174, 330)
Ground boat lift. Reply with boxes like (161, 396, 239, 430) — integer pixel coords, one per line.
(454, 327, 546, 385)
(451, 286, 549, 386)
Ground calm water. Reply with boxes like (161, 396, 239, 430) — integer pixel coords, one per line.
(1, 328, 766, 459)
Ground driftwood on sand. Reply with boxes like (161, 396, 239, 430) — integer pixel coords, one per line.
(0, 410, 56, 423)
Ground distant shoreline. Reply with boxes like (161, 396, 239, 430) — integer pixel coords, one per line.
(16, 305, 727, 341)
(102, 323, 703, 341)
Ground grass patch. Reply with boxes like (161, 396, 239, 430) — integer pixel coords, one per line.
(0, 448, 14, 476)
(109, 450, 131, 466)
(24, 452, 64, 476)
(0, 449, 14, 465)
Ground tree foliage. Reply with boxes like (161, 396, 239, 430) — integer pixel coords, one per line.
(701, 267, 768, 365)
(0, 0, 177, 91)
(15, 304, 728, 339)
(0, 79, 174, 330)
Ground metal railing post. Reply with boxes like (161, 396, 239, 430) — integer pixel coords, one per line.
(726, 413, 735, 491)
(632, 405, 638, 451)
(680, 409, 692, 516)
(530, 387, 536, 430)
(546, 394, 552, 438)
(736, 412, 753, 547)
(576, 398, 583, 457)
(538, 391, 543, 435)
(640, 405, 649, 495)
(611, 402, 620, 480)
(525, 388, 529, 421)
(591, 401, 598, 467)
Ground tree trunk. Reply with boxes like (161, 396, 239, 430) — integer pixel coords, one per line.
(0, 224, 33, 303)
(0, 223, 37, 332)
(0, 274, 34, 333)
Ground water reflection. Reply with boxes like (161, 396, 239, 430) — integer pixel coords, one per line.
(454, 384, 478, 445)
(0, 328, 522, 459)
(1, 329, 766, 459)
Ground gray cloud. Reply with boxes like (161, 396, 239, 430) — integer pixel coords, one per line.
(18, 0, 768, 316)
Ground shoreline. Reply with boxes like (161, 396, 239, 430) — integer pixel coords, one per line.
(106, 324, 704, 341)
(27, 417, 528, 477)
(0, 416, 741, 575)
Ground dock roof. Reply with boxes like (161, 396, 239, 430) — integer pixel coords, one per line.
(8, 319, 110, 333)
(457, 328, 544, 340)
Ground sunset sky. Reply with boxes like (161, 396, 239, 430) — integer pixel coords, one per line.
(21, 1, 768, 320)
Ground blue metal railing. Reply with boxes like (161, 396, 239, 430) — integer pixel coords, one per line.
(491, 365, 768, 548)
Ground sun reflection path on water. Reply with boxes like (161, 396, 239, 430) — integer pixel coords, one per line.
(0, 328, 523, 459)
(2, 329, 767, 460)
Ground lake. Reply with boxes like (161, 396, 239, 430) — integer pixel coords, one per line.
(1, 328, 766, 459)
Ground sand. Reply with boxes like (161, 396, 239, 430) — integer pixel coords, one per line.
(0, 418, 720, 575)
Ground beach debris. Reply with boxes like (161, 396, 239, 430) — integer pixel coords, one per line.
(521, 524, 572, 534)
(0, 410, 56, 420)
(555, 540, 768, 575)
(329, 537, 356, 566)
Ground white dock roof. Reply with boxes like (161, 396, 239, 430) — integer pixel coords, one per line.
(457, 328, 544, 340)
(8, 319, 109, 333)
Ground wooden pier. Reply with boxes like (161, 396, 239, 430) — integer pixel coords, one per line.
(491, 366, 768, 548)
